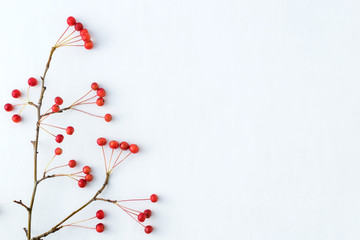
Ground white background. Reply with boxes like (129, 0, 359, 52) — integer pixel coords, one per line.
(1, 0, 360, 239)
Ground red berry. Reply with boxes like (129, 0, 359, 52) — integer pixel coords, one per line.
(12, 89, 21, 98)
(55, 134, 64, 143)
(67, 16, 76, 26)
(96, 210, 105, 219)
(96, 98, 104, 106)
(4, 103, 13, 112)
(75, 22, 83, 31)
(120, 142, 129, 150)
(55, 147, 63, 155)
(144, 225, 153, 234)
(66, 126, 74, 135)
(80, 29, 89, 36)
(84, 41, 93, 50)
(85, 174, 93, 182)
(91, 82, 99, 90)
(129, 144, 139, 153)
(96, 223, 105, 233)
(52, 104, 60, 112)
(78, 179, 87, 188)
(104, 114, 112, 122)
(12, 114, 21, 123)
(68, 160, 77, 168)
(54, 97, 63, 105)
(150, 194, 158, 203)
(97, 137, 107, 146)
(138, 213, 147, 222)
(28, 77, 38, 87)
(83, 166, 91, 174)
(97, 88, 106, 97)
(109, 140, 119, 149)
(81, 33, 91, 41)
(143, 209, 152, 218)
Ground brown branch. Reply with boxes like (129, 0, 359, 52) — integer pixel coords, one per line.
(28, 102, 38, 108)
(95, 197, 117, 203)
(27, 46, 56, 240)
(32, 173, 110, 240)
(13, 200, 29, 211)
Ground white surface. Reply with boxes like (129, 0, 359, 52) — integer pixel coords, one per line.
(1, 0, 360, 239)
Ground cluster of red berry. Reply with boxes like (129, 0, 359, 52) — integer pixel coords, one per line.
(7, 16, 158, 238)
(53, 16, 94, 49)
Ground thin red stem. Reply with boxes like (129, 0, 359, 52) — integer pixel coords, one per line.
(55, 26, 69, 45)
(102, 146, 107, 172)
(72, 108, 104, 118)
(40, 123, 67, 130)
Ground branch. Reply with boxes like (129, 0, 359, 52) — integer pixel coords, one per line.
(28, 102, 38, 108)
(95, 197, 117, 203)
(13, 200, 29, 211)
(32, 173, 110, 240)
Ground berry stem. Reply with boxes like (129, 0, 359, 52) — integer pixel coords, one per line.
(45, 164, 68, 173)
(44, 155, 56, 172)
(39, 126, 56, 137)
(57, 34, 81, 46)
(55, 26, 69, 46)
(57, 30, 76, 46)
(70, 89, 93, 107)
(102, 146, 107, 172)
(111, 152, 132, 172)
(108, 149, 114, 172)
(18, 103, 28, 114)
(73, 95, 97, 106)
(64, 216, 96, 226)
(40, 123, 67, 130)
(116, 198, 151, 203)
(61, 225, 95, 230)
(115, 203, 145, 227)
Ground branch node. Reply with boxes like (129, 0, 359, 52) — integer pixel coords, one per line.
(14, 200, 30, 211)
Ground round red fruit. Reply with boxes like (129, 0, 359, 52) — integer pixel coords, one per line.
(109, 140, 119, 149)
(12, 89, 21, 98)
(96, 210, 105, 219)
(75, 22, 83, 31)
(67, 16, 76, 26)
(120, 141, 129, 150)
(150, 194, 158, 203)
(28, 77, 38, 87)
(91, 82, 99, 90)
(55, 147, 63, 155)
(68, 160, 77, 168)
(97, 88, 106, 97)
(143, 209, 152, 218)
(52, 104, 60, 112)
(129, 144, 139, 153)
(55, 134, 64, 143)
(81, 33, 91, 41)
(85, 174, 93, 182)
(97, 137, 107, 146)
(138, 213, 146, 222)
(80, 29, 89, 36)
(104, 114, 112, 122)
(78, 179, 87, 188)
(144, 225, 153, 234)
(83, 166, 91, 174)
(12, 114, 21, 123)
(4, 103, 13, 112)
(96, 98, 104, 106)
(66, 126, 74, 135)
(84, 41, 93, 50)
(54, 97, 63, 105)
(96, 223, 105, 233)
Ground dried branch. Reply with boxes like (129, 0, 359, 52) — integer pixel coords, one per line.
(13, 200, 29, 211)
(32, 173, 110, 240)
